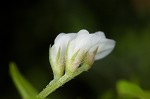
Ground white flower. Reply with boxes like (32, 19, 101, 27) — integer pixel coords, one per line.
(50, 29, 116, 75)
(66, 29, 116, 72)
(50, 33, 76, 78)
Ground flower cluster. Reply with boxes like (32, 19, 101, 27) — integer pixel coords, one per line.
(50, 29, 115, 79)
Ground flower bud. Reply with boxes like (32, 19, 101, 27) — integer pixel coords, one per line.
(83, 31, 116, 67)
(66, 30, 116, 72)
(50, 29, 115, 76)
(50, 33, 76, 79)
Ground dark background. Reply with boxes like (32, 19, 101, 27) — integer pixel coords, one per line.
(1, 0, 150, 99)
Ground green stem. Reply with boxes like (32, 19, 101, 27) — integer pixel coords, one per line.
(37, 64, 89, 98)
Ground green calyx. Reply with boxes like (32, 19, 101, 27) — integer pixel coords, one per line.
(49, 46, 65, 79)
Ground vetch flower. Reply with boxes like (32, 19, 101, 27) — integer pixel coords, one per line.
(50, 29, 115, 76)
(50, 33, 76, 79)
(38, 29, 115, 98)
(65, 29, 116, 72)
(84, 31, 116, 67)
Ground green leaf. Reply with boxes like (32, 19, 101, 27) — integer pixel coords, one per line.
(117, 80, 145, 99)
(9, 62, 38, 99)
(144, 91, 150, 99)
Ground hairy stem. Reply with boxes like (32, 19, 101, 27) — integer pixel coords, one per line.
(37, 64, 89, 98)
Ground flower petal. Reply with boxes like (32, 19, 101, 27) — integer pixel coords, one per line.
(68, 30, 105, 60)
(95, 39, 116, 60)
(94, 31, 106, 38)
(77, 29, 89, 36)
(50, 45, 59, 63)
(51, 33, 76, 63)
(54, 33, 65, 44)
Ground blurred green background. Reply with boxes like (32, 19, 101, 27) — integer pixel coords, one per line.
(1, 0, 150, 99)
